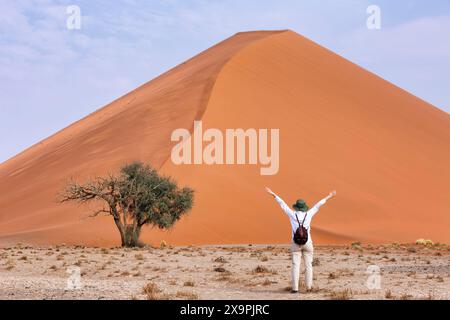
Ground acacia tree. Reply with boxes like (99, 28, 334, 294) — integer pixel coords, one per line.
(61, 162, 194, 247)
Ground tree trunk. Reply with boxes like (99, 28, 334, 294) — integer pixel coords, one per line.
(122, 224, 142, 247)
(112, 206, 142, 247)
(113, 217, 127, 247)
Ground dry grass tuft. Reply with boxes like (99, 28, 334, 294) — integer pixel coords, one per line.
(214, 267, 227, 273)
(416, 239, 434, 246)
(328, 272, 337, 279)
(253, 265, 270, 274)
(407, 247, 417, 253)
(399, 293, 413, 300)
(262, 279, 276, 286)
(175, 291, 199, 300)
(183, 280, 195, 287)
(328, 288, 353, 300)
(213, 256, 228, 263)
(385, 290, 393, 299)
(5, 259, 15, 271)
(142, 282, 165, 300)
(135, 253, 144, 261)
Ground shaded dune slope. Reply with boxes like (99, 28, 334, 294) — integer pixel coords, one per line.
(0, 30, 449, 246)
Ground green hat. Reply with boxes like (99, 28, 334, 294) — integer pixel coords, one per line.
(293, 199, 309, 212)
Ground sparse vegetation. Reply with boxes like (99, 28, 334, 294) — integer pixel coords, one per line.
(328, 272, 337, 279)
(399, 293, 413, 300)
(160, 240, 168, 249)
(135, 253, 144, 260)
(5, 259, 15, 271)
(385, 290, 393, 299)
(175, 291, 199, 300)
(0, 243, 447, 300)
(142, 282, 164, 300)
(328, 288, 353, 300)
(262, 279, 273, 286)
(416, 239, 434, 246)
(183, 280, 195, 287)
(253, 265, 269, 274)
(214, 256, 228, 263)
(214, 267, 227, 273)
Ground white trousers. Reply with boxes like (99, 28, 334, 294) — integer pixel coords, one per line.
(291, 241, 314, 291)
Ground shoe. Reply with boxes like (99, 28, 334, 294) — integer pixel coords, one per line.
(291, 290, 299, 294)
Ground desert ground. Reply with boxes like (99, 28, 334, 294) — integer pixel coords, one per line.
(0, 242, 448, 300)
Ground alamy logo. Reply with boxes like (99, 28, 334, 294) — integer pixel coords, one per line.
(365, 265, 381, 290)
(171, 121, 280, 175)
(66, 5, 82, 30)
(66, 266, 82, 290)
(366, 5, 381, 30)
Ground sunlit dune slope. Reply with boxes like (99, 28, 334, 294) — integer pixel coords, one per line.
(0, 30, 449, 246)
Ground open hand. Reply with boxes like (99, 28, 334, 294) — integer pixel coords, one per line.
(329, 190, 337, 198)
(265, 187, 276, 197)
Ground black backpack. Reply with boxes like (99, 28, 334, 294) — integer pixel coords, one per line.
(293, 212, 308, 245)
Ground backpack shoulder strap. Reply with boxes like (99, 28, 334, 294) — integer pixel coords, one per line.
(295, 212, 301, 225)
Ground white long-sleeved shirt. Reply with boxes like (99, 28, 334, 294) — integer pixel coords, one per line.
(274, 194, 330, 244)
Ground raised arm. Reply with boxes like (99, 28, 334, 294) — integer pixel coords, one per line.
(265, 187, 295, 219)
(308, 190, 336, 218)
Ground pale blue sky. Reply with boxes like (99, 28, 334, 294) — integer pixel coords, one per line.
(1, 0, 449, 163)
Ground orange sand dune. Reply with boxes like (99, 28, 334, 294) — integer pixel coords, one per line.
(0, 30, 449, 246)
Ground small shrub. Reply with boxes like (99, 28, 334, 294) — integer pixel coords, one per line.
(183, 280, 195, 287)
(262, 279, 273, 286)
(213, 256, 228, 263)
(135, 253, 144, 260)
(416, 239, 434, 246)
(399, 293, 412, 300)
(351, 242, 362, 250)
(142, 282, 162, 300)
(385, 290, 393, 299)
(175, 291, 199, 300)
(160, 241, 168, 249)
(253, 265, 269, 274)
(5, 260, 15, 271)
(329, 289, 353, 300)
(328, 272, 337, 279)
